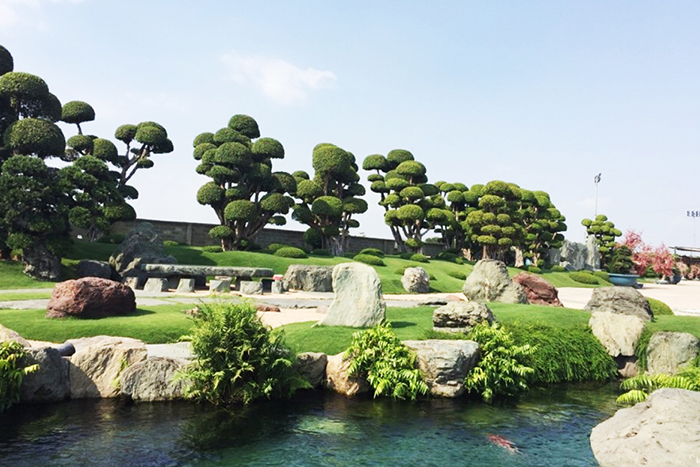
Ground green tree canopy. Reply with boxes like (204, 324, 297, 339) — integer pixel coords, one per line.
(582, 214, 621, 268)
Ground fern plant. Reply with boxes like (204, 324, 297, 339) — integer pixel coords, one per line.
(344, 322, 429, 400)
(464, 323, 535, 402)
(176, 301, 307, 406)
(617, 367, 700, 405)
(1, 340, 39, 412)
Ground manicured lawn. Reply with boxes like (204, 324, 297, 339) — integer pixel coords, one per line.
(0, 290, 53, 301)
(647, 315, 700, 340)
(0, 260, 58, 290)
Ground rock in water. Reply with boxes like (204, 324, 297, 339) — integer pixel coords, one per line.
(589, 311, 645, 357)
(120, 357, 187, 402)
(108, 222, 177, 282)
(46, 277, 136, 319)
(401, 267, 430, 293)
(512, 272, 563, 306)
(20, 347, 71, 403)
(295, 352, 327, 388)
(324, 353, 370, 396)
(318, 262, 386, 327)
(462, 259, 528, 304)
(584, 287, 653, 321)
(646, 332, 699, 375)
(403, 340, 480, 397)
(590, 388, 700, 467)
(283, 265, 333, 292)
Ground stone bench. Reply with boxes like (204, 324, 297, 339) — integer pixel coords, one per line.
(138, 264, 274, 291)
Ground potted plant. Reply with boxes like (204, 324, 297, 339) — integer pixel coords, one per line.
(606, 245, 640, 287)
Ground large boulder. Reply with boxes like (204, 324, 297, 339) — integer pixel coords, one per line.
(585, 235, 601, 270)
(22, 243, 61, 281)
(120, 357, 187, 402)
(20, 347, 71, 403)
(401, 267, 430, 293)
(46, 277, 136, 319)
(317, 262, 386, 328)
(589, 312, 645, 357)
(646, 332, 699, 375)
(403, 340, 480, 398)
(108, 222, 177, 282)
(283, 265, 333, 292)
(462, 259, 528, 304)
(0, 324, 30, 347)
(69, 337, 147, 398)
(590, 388, 700, 467)
(512, 272, 563, 306)
(559, 240, 588, 270)
(76, 259, 113, 279)
(295, 352, 327, 388)
(324, 353, 370, 396)
(584, 287, 653, 322)
(432, 301, 494, 333)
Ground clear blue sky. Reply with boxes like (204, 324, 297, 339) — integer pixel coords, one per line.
(2, 1, 699, 249)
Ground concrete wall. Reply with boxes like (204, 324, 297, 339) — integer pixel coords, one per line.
(108, 218, 444, 257)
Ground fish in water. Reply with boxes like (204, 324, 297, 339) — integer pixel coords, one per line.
(487, 434, 520, 454)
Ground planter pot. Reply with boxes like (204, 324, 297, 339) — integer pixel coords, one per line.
(608, 273, 640, 287)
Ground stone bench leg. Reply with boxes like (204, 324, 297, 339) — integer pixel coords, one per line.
(239, 280, 263, 295)
(176, 278, 195, 293)
(209, 279, 231, 293)
(144, 278, 169, 292)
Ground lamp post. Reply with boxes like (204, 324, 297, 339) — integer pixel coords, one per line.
(594, 173, 601, 217)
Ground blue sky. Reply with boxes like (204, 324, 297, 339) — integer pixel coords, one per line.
(2, 1, 699, 250)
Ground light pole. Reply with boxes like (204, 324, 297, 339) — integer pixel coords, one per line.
(594, 173, 601, 217)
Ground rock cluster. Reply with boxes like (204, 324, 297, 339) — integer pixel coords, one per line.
(108, 222, 177, 284)
(584, 287, 653, 321)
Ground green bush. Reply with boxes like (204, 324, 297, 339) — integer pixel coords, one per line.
(527, 266, 542, 274)
(464, 323, 535, 402)
(410, 253, 429, 263)
(617, 365, 700, 405)
(508, 323, 618, 384)
(353, 254, 385, 266)
(447, 271, 467, 280)
(550, 265, 566, 272)
(569, 271, 599, 285)
(1, 341, 39, 412)
(163, 240, 180, 247)
(201, 245, 223, 253)
(399, 252, 413, 260)
(436, 251, 463, 264)
(273, 247, 308, 258)
(175, 302, 306, 405)
(647, 297, 673, 316)
(344, 322, 429, 400)
(358, 248, 384, 258)
(593, 271, 610, 282)
(266, 243, 290, 253)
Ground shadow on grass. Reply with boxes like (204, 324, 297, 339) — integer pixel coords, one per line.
(390, 321, 417, 329)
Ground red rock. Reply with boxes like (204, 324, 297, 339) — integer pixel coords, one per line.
(46, 277, 136, 319)
(255, 303, 281, 312)
(512, 272, 563, 307)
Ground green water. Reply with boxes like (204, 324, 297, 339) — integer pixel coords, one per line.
(0, 385, 618, 466)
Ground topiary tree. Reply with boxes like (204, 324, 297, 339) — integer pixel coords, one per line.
(194, 114, 296, 250)
(433, 180, 480, 252)
(581, 214, 621, 268)
(519, 190, 567, 267)
(363, 149, 447, 252)
(292, 143, 367, 255)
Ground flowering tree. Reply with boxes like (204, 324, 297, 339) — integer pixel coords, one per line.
(620, 230, 651, 276)
(651, 245, 675, 278)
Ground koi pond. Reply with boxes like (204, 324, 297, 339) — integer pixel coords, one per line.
(0, 384, 618, 466)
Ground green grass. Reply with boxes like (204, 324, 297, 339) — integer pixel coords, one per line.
(647, 315, 700, 340)
(0, 304, 194, 344)
(0, 260, 58, 290)
(0, 290, 53, 301)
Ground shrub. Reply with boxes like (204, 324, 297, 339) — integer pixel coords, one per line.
(311, 249, 332, 257)
(447, 271, 467, 280)
(358, 248, 384, 258)
(569, 271, 599, 285)
(176, 302, 306, 405)
(353, 254, 385, 266)
(464, 323, 535, 402)
(274, 247, 308, 258)
(527, 266, 542, 274)
(647, 297, 673, 316)
(410, 253, 429, 263)
(266, 243, 290, 253)
(593, 271, 610, 282)
(163, 240, 180, 247)
(617, 365, 700, 405)
(635, 328, 653, 372)
(344, 322, 429, 400)
(201, 245, 223, 253)
(1, 341, 39, 412)
(550, 265, 566, 272)
(399, 252, 413, 260)
(436, 251, 464, 264)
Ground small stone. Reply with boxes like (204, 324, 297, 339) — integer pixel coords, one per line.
(176, 278, 195, 293)
(255, 303, 280, 312)
(123, 276, 141, 290)
(271, 281, 285, 294)
(283, 265, 333, 292)
(240, 281, 263, 295)
(433, 301, 494, 333)
(144, 278, 169, 292)
(401, 267, 430, 293)
(462, 259, 528, 304)
(76, 260, 113, 279)
(120, 357, 187, 402)
(209, 279, 231, 293)
(584, 287, 653, 321)
(646, 332, 699, 375)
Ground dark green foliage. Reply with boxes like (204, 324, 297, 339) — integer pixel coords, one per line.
(582, 214, 622, 268)
(607, 245, 635, 274)
(358, 248, 384, 257)
(176, 302, 306, 405)
(201, 245, 223, 253)
(311, 249, 332, 257)
(447, 270, 467, 280)
(569, 271, 599, 284)
(0, 46, 13, 76)
(508, 323, 618, 384)
(593, 271, 610, 282)
(353, 253, 385, 266)
(647, 297, 673, 316)
(61, 101, 95, 132)
(273, 247, 307, 258)
(0, 341, 39, 411)
(344, 322, 429, 400)
(527, 266, 542, 274)
(436, 251, 463, 264)
(410, 253, 429, 263)
(4, 118, 65, 157)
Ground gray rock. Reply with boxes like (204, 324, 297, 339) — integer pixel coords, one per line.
(144, 277, 169, 293)
(403, 340, 480, 398)
(283, 265, 333, 292)
(77, 259, 113, 279)
(209, 279, 230, 293)
(120, 357, 187, 401)
(324, 352, 370, 396)
(20, 347, 70, 403)
(433, 301, 494, 333)
(0, 324, 30, 347)
(584, 287, 653, 321)
(123, 276, 141, 290)
(271, 280, 285, 294)
(108, 222, 177, 281)
(295, 352, 327, 388)
(590, 388, 700, 467)
(318, 262, 386, 328)
(176, 278, 195, 293)
(646, 332, 699, 375)
(239, 280, 263, 295)
(589, 311, 645, 357)
(585, 235, 601, 270)
(401, 267, 430, 293)
(559, 240, 588, 271)
(22, 243, 62, 281)
(462, 259, 528, 304)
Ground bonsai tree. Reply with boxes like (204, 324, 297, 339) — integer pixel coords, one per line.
(194, 114, 296, 250)
(292, 143, 367, 255)
(581, 214, 621, 268)
(433, 181, 477, 251)
(519, 190, 567, 268)
(607, 244, 635, 274)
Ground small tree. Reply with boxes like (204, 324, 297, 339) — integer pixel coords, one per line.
(519, 190, 567, 267)
(292, 143, 367, 255)
(581, 214, 621, 268)
(194, 114, 296, 250)
(433, 181, 477, 251)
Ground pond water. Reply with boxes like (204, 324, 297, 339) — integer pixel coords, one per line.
(0, 385, 618, 467)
